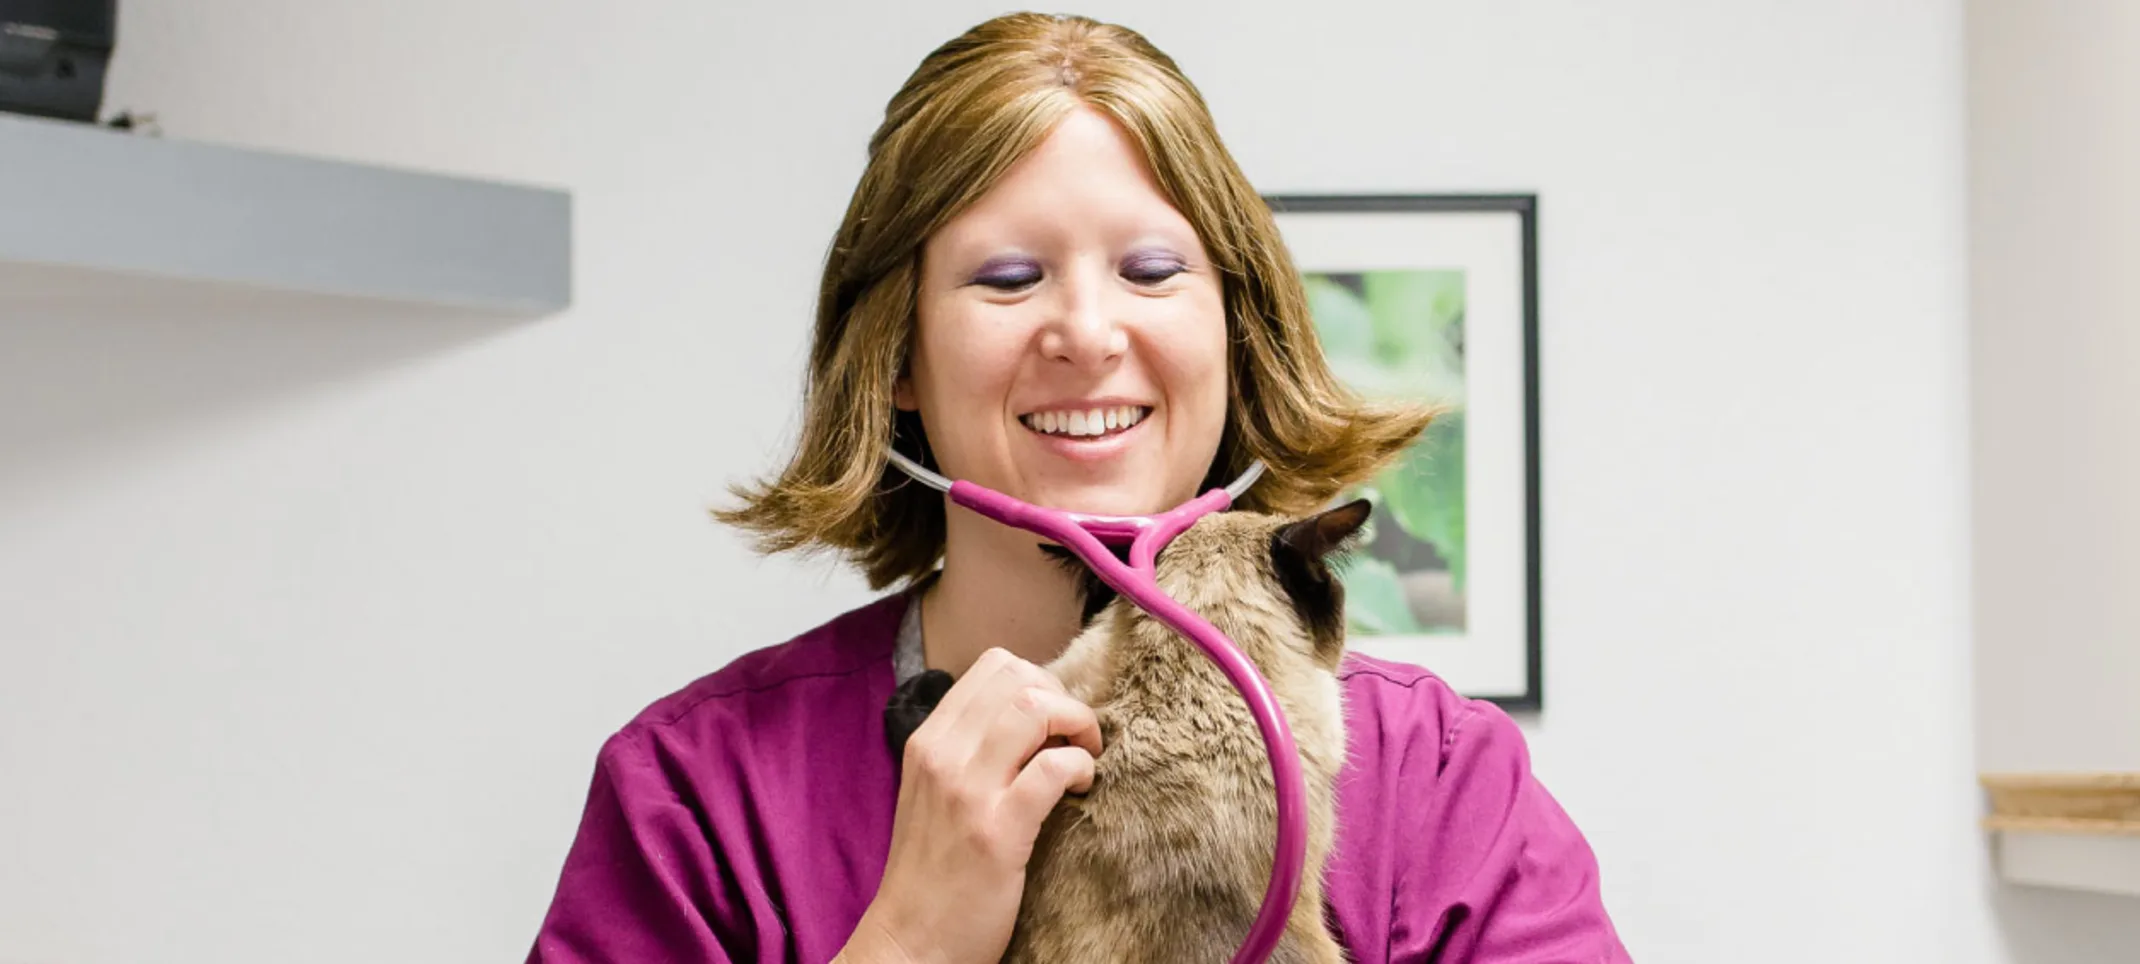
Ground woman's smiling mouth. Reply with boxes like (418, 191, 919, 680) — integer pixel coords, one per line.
(1019, 404, 1151, 440)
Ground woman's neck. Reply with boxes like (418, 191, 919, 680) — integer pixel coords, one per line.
(918, 514, 1085, 676)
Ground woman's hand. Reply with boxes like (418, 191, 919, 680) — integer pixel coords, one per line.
(837, 647, 1103, 964)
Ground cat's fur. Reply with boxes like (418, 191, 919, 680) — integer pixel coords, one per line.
(884, 500, 1370, 964)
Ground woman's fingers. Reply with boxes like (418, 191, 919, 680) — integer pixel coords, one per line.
(972, 675, 1103, 780)
(931, 648, 1062, 725)
(1003, 744, 1099, 826)
(913, 648, 1024, 762)
(923, 648, 1093, 761)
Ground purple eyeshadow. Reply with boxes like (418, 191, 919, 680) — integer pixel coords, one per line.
(974, 256, 1042, 287)
(1123, 249, 1186, 281)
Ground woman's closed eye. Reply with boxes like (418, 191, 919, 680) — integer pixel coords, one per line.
(967, 250, 1188, 291)
(1121, 250, 1187, 286)
(972, 256, 1043, 291)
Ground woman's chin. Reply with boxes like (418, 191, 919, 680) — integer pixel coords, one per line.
(1022, 481, 1175, 518)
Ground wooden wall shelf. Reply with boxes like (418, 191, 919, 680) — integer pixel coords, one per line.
(1982, 772, 2140, 835)
(1981, 772, 2140, 898)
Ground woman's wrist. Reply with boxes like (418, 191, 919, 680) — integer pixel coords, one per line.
(834, 905, 925, 964)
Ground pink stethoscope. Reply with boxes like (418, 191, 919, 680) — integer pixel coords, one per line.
(886, 449, 1303, 964)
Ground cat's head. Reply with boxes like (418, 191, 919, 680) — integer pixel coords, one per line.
(1040, 499, 1373, 670)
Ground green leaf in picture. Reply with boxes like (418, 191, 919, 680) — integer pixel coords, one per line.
(1302, 274, 1375, 367)
(1336, 555, 1422, 636)
(1361, 270, 1465, 378)
(1376, 409, 1466, 591)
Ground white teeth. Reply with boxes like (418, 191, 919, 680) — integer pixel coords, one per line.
(1023, 405, 1150, 437)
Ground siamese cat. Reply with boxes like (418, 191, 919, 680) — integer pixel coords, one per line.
(884, 499, 1369, 964)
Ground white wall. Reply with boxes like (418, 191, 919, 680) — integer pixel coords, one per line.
(1968, 0, 2140, 774)
(1964, 1, 2140, 942)
(0, 1, 2112, 961)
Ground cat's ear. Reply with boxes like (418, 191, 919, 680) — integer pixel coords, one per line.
(1275, 498, 1373, 565)
(1271, 499, 1372, 666)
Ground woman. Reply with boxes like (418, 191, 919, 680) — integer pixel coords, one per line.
(527, 12, 1629, 963)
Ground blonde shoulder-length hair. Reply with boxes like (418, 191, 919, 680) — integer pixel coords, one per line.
(715, 12, 1437, 590)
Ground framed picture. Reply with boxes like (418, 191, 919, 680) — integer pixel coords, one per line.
(1264, 194, 1542, 711)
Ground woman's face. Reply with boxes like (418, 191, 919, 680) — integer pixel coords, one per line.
(900, 105, 1229, 521)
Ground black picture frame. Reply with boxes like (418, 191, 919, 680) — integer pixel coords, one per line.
(1262, 193, 1542, 713)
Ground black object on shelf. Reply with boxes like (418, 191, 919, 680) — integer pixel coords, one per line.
(0, 0, 116, 123)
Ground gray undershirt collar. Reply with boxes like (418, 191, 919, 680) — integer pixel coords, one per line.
(892, 581, 927, 685)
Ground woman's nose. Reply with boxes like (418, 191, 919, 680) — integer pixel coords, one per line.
(1038, 266, 1128, 368)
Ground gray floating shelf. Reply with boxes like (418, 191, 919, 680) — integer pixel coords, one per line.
(0, 112, 571, 317)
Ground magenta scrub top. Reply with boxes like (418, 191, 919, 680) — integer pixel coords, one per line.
(524, 592, 1632, 963)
